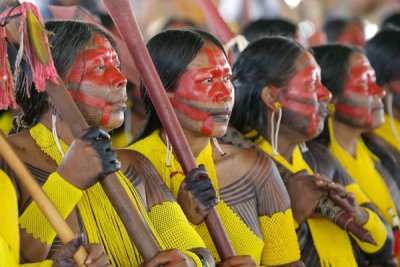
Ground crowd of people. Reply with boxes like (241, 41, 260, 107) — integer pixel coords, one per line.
(2, 0, 400, 266)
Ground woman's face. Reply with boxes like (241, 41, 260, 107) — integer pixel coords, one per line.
(334, 52, 385, 130)
(168, 42, 234, 137)
(278, 51, 332, 138)
(66, 35, 127, 132)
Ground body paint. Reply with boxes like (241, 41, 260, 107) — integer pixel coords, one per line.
(170, 44, 234, 137)
(66, 35, 127, 129)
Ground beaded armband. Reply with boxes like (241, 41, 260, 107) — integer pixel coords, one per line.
(19, 172, 82, 244)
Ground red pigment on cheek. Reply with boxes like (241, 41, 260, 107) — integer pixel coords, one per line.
(69, 90, 111, 125)
(201, 118, 213, 136)
(281, 98, 317, 116)
(170, 99, 210, 120)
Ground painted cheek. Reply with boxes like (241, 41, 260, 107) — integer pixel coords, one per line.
(69, 90, 112, 125)
(335, 103, 373, 127)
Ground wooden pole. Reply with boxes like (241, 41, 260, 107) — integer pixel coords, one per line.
(103, 0, 235, 259)
(0, 131, 88, 266)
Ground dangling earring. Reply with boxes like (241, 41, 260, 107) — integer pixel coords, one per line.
(212, 138, 226, 156)
(51, 105, 65, 157)
(299, 142, 309, 152)
(165, 134, 173, 167)
(328, 103, 335, 116)
(271, 102, 282, 155)
(386, 92, 400, 143)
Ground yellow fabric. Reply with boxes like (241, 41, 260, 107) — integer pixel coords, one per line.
(181, 250, 205, 267)
(259, 209, 300, 265)
(0, 111, 13, 135)
(373, 114, 400, 153)
(351, 208, 387, 253)
(0, 170, 54, 267)
(20, 172, 82, 244)
(28, 123, 166, 267)
(0, 169, 19, 266)
(130, 129, 301, 265)
(147, 201, 206, 252)
(249, 132, 358, 267)
(328, 117, 399, 228)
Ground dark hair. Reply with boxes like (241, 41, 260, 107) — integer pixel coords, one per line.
(242, 18, 297, 42)
(230, 36, 305, 139)
(365, 29, 400, 86)
(135, 29, 225, 141)
(15, 20, 118, 126)
(381, 13, 400, 30)
(312, 43, 362, 144)
(324, 17, 363, 43)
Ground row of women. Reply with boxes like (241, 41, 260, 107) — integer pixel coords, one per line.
(2, 7, 400, 267)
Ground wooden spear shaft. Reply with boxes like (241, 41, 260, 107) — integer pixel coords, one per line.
(46, 79, 163, 260)
(0, 131, 87, 266)
(103, 0, 235, 259)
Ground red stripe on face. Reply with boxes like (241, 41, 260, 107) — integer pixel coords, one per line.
(69, 90, 112, 125)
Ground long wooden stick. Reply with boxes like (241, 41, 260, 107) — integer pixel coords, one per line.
(0, 131, 87, 266)
(46, 79, 162, 260)
(104, 0, 235, 259)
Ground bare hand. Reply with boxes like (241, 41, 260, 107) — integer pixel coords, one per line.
(57, 127, 121, 190)
(141, 250, 194, 267)
(285, 171, 330, 224)
(178, 164, 218, 225)
(217, 256, 256, 267)
(52, 234, 111, 267)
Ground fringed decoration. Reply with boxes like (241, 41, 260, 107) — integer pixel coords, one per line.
(18, 2, 58, 92)
(0, 26, 15, 110)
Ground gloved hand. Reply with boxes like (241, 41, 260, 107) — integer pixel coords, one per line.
(178, 164, 218, 225)
(57, 126, 121, 190)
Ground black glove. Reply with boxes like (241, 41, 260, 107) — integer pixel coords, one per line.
(81, 127, 121, 178)
(178, 164, 219, 225)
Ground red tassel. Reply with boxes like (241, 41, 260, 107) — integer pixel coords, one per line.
(0, 22, 16, 110)
(394, 229, 400, 256)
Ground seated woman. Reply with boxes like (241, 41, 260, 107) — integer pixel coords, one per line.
(229, 36, 394, 266)
(0, 127, 113, 267)
(5, 20, 216, 266)
(312, 43, 400, 262)
(129, 29, 304, 266)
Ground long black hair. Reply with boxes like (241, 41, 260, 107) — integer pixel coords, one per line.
(134, 29, 225, 141)
(230, 36, 305, 139)
(15, 20, 118, 127)
(365, 29, 400, 87)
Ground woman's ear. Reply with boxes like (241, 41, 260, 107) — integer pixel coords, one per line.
(261, 85, 281, 111)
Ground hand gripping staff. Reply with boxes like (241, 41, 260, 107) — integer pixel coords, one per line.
(103, 0, 236, 259)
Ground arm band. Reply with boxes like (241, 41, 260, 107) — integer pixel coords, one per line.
(19, 172, 82, 244)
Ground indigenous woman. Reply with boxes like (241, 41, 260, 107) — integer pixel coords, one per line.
(313, 43, 400, 262)
(0, 130, 113, 266)
(230, 36, 393, 266)
(130, 29, 304, 266)
(5, 20, 215, 266)
(363, 29, 400, 189)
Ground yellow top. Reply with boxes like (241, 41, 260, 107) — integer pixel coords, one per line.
(130, 129, 301, 265)
(0, 169, 52, 267)
(373, 114, 400, 153)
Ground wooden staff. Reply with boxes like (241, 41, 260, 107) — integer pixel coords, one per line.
(103, 0, 235, 259)
(0, 131, 87, 266)
(196, 0, 235, 44)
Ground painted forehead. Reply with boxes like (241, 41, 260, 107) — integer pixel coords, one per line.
(186, 43, 229, 70)
(80, 35, 118, 59)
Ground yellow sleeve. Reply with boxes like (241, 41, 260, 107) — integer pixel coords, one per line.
(19, 172, 82, 244)
(350, 208, 387, 253)
(148, 201, 206, 251)
(259, 208, 301, 266)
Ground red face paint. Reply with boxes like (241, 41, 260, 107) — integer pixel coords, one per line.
(279, 51, 331, 137)
(335, 53, 385, 129)
(66, 35, 127, 131)
(337, 22, 365, 47)
(169, 43, 234, 137)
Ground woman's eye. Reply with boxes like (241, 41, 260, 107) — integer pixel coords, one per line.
(224, 75, 232, 81)
(97, 64, 105, 70)
(205, 78, 213, 83)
